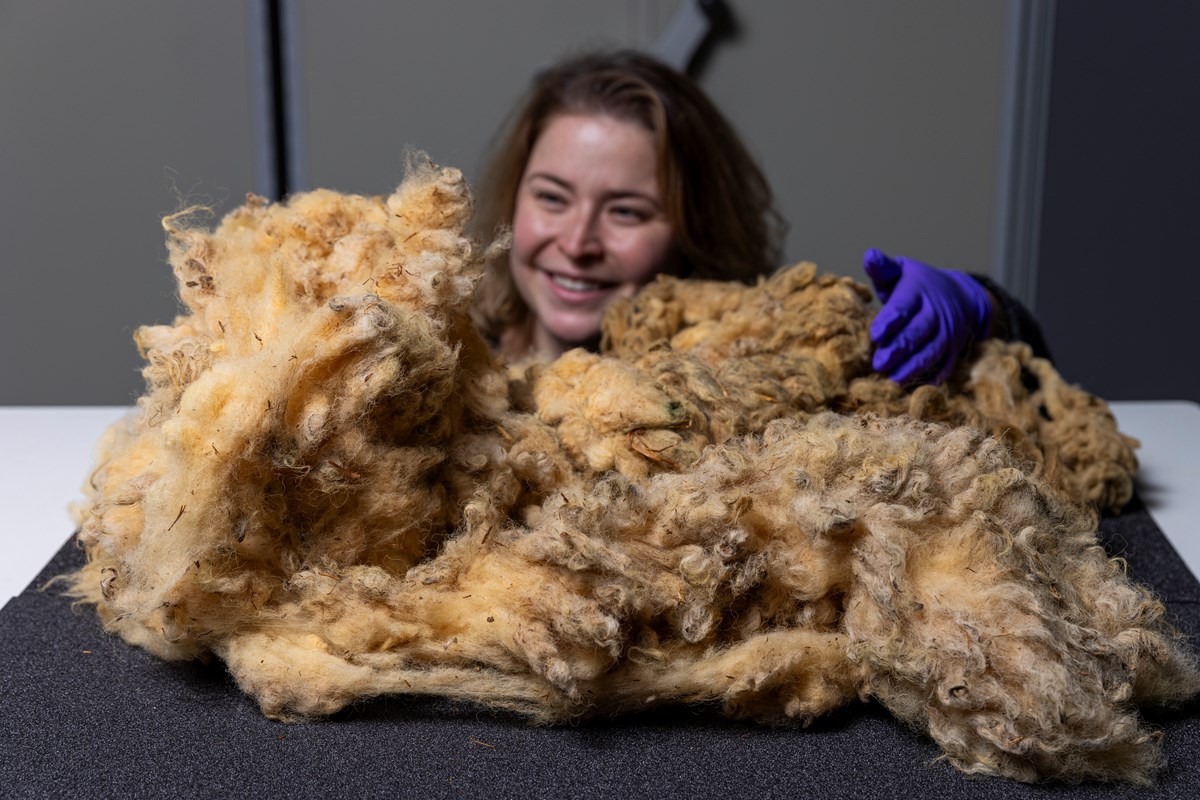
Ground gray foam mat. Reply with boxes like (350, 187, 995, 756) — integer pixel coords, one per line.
(3, 495, 1198, 799)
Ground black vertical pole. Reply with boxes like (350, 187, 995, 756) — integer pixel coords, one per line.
(265, 0, 291, 200)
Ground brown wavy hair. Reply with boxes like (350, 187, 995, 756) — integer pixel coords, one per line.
(471, 49, 786, 359)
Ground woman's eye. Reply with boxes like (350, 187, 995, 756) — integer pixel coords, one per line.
(610, 205, 650, 223)
(535, 190, 566, 207)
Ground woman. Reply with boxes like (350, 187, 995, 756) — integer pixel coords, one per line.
(471, 50, 1046, 380)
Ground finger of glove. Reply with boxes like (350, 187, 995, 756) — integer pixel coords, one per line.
(873, 303, 938, 373)
(863, 248, 902, 302)
(870, 289, 923, 343)
(889, 336, 951, 384)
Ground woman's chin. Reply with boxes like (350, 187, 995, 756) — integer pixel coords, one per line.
(536, 317, 603, 357)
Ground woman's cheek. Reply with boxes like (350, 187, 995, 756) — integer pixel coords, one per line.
(512, 204, 558, 261)
(509, 210, 535, 269)
(619, 227, 677, 286)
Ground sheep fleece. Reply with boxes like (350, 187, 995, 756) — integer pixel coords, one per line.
(69, 164, 1199, 784)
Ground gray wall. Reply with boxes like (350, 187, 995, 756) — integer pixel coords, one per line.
(701, 1, 1009, 277)
(3, 1, 1012, 405)
(1, 1, 263, 405)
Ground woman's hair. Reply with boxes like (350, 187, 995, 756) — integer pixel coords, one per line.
(471, 49, 786, 357)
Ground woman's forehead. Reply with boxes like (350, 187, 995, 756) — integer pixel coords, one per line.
(525, 114, 660, 193)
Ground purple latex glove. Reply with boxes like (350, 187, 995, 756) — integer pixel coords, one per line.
(863, 248, 991, 385)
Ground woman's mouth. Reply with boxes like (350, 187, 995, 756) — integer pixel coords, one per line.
(544, 270, 615, 299)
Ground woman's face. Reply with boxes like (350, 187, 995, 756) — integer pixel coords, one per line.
(509, 113, 677, 358)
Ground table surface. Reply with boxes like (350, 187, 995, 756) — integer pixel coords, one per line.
(2, 401, 1198, 603)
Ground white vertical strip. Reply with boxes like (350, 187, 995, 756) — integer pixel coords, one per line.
(992, 0, 1056, 311)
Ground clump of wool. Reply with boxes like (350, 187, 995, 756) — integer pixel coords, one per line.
(68, 163, 1196, 785)
(599, 268, 1138, 512)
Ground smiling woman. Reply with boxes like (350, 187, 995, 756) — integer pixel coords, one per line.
(471, 50, 784, 361)
(510, 114, 678, 356)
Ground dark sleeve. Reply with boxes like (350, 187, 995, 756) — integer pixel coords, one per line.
(970, 273, 1053, 362)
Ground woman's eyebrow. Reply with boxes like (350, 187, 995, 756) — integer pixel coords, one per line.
(525, 172, 572, 190)
(606, 190, 658, 203)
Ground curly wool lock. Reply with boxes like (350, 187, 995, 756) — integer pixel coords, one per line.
(69, 162, 1197, 785)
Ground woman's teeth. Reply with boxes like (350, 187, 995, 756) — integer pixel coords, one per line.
(550, 273, 606, 292)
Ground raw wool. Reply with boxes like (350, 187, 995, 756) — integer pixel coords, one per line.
(837, 343, 1140, 513)
(68, 169, 1196, 784)
(598, 266, 1138, 513)
(600, 263, 874, 392)
(71, 160, 532, 660)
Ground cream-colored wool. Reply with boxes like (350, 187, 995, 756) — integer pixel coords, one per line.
(69, 163, 1197, 785)
(599, 268, 1139, 513)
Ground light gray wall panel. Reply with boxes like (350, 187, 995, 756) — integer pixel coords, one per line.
(701, 0, 1009, 277)
(293, 0, 639, 196)
(0, 1, 262, 404)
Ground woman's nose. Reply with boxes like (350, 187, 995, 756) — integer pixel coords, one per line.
(557, 210, 603, 261)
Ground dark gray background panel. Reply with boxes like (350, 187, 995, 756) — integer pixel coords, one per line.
(1035, 0, 1200, 402)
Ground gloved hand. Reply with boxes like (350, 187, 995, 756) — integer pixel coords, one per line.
(863, 248, 992, 385)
